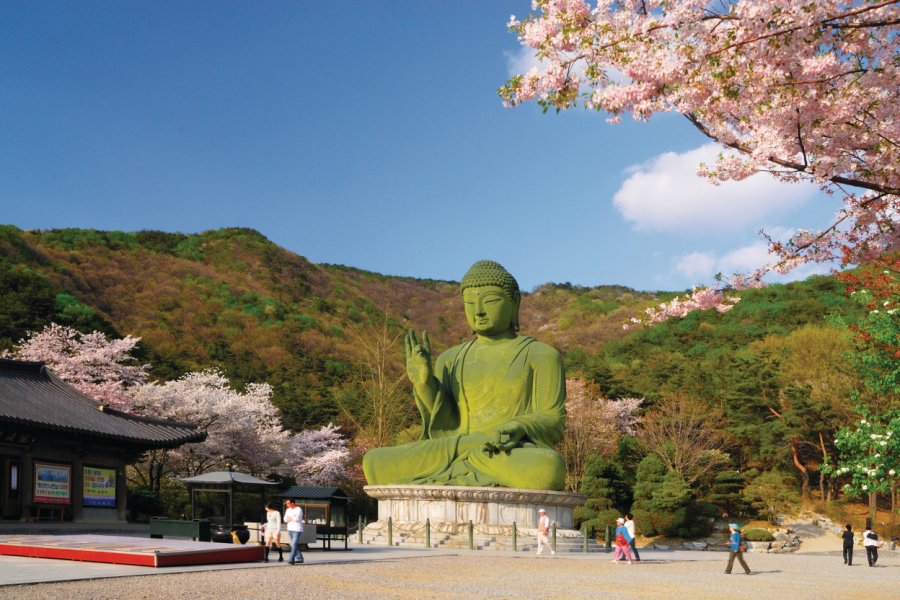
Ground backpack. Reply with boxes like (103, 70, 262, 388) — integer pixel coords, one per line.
(866, 531, 878, 541)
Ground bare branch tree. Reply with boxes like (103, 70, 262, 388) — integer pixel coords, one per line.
(635, 394, 732, 485)
(340, 311, 416, 450)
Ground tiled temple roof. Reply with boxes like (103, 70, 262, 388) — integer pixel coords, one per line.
(0, 358, 206, 449)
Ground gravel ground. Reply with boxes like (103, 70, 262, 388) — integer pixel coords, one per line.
(0, 551, 896, 600)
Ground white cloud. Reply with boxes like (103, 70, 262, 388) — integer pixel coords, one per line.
(613, 143, 819, 234)
(674, 251, 716, 280)
(673, 237, 834, 287)
(504, 47, 542, 77)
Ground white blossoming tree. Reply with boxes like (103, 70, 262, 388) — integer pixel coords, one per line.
(130, 370, 352, 491)
(289, 423, 351, 486)
(130, 370, 290, 481)
(7, 323, 149, 408)
(822, 407, 899, 528)
(560, 379, 642, 492)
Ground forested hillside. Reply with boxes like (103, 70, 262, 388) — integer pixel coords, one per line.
(0, 225, 659, 434)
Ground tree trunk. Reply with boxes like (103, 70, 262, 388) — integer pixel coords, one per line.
(891, 484, 897, 538)
(868, 491, 877, 526)
(818, 432, 828, 503)
(791, 438, 810, 498)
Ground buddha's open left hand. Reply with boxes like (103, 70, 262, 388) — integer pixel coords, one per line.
(483, 421, 526, 455)
(405, 330, 432, 387)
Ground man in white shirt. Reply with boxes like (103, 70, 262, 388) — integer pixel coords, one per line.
(863, 526, 879, 567)
(536, 508, 555, 555)
(284, 499, 305, 565)
(624, 514, 641, 561)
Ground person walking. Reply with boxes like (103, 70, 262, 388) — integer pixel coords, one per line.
(724, 523, 751, 575)
(863, 526, 879, 567)
(262, 501, 283, 563)
(841, 524, 854, 566)
(624, 513, 641, 561)
(536, 508, 555, 555)
(611, 517, 633, 564)
(284, 499, 305, 565)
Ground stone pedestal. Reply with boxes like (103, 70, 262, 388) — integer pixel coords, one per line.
(363, 485, 595, 552)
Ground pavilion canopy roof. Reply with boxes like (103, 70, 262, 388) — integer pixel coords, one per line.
(279, 486, 351, 501)
(179, 471, 276, 486)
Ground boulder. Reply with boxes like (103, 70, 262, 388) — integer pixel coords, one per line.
(745, 541, 770, 553)
(684, 541, 708, 551)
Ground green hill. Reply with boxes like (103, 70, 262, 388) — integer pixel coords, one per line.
(0, 225, 663, 433)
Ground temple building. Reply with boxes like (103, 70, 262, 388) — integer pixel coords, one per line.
(0, 358, 206, 523)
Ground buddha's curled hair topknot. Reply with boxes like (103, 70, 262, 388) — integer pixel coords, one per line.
(460, 260, 520, 301)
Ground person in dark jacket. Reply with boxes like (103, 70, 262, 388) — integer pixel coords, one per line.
(724, 523, 751, 575)
(841, 524, 854, 565)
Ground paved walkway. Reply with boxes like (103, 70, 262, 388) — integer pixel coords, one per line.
(0, 536, 731, 586)
(1, 541, 896, 600)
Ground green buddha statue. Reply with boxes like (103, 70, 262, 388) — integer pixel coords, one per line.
(362, 260, 566, 491)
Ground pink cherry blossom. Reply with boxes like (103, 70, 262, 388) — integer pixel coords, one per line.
(7, 323, 149, 408)
(501, 0, 899, 293)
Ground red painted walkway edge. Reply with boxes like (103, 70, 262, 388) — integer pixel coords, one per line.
(0, 536, 264, 568)
(0, 542, 158, 566)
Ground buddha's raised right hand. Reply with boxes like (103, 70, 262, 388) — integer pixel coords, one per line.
(405, 330, 432, 388)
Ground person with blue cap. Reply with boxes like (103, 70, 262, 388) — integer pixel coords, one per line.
(725, 523, 751, 575)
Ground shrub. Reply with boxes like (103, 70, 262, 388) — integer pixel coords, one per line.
(742, 528, 775, 542)
(743, 470, 800, 523)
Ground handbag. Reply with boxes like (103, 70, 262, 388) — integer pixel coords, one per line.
(739, 542, 747, 552)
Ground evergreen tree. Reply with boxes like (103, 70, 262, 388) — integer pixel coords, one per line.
(708, 470, 748, 518)
(631, 455, 667, 536)
(573, 454, 631, 534)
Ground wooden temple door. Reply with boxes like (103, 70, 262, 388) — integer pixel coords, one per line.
(0, 458, 21, 519)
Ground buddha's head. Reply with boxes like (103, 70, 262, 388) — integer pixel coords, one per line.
(460, 260, 521, 336)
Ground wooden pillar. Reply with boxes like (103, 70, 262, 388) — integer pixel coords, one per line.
(19, 453, 32, 522)
(71, 458, 84, 522)
(117, 463, 128, 522)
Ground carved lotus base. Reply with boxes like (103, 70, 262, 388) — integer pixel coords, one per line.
(362, 485, 592, 551)
(364, 484, 585, 528)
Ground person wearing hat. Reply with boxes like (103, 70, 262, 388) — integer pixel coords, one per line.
(536, 508, 554, 555)
(725, 523, 751, 575)
(612, 517, 633, 564)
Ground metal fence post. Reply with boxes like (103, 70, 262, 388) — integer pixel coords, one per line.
(512, 522, 517, 552)
(583, 523, 588, 553)
(551, 523, 557, 553)
(468, 520, 474, 550)
(425, 518, 431, 549)
(387, 516, 393, 547)
(358, 515, 364, 544)
(604, 524, 612, 553)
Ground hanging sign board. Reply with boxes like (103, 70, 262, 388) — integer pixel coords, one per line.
(83, 466, 117, 507)
(34, 462, 71, 504)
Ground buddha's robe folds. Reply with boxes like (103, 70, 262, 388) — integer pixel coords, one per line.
(362, 335, 566, 491)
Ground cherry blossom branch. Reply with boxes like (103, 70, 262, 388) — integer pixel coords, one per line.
(685, 113, 900, 195)
(706, 0, 900, 57)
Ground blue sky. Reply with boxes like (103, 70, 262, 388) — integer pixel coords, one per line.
(0, 1, 839, 292)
